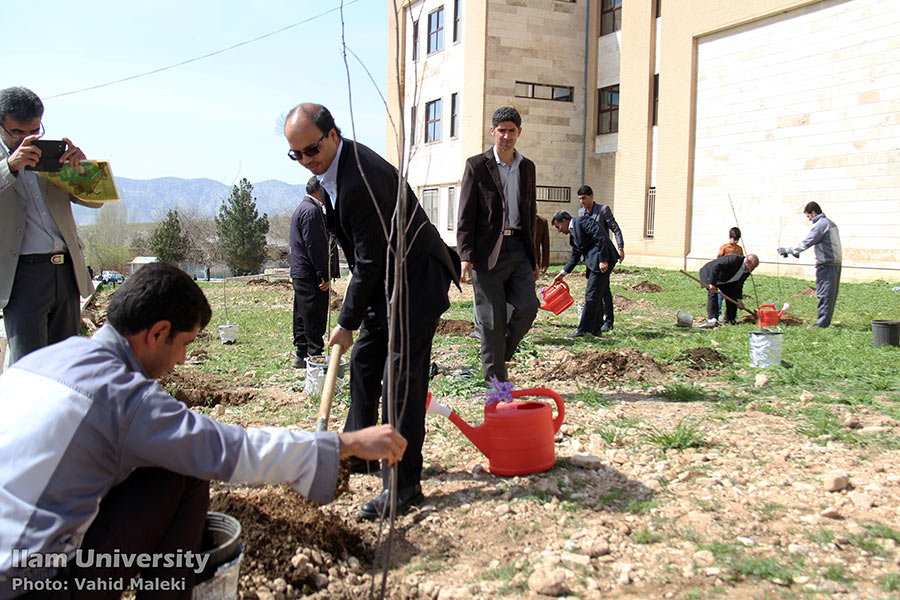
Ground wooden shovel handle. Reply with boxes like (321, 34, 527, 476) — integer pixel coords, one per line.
(678, 270, 756, 317)
(315, 343, 345, 432)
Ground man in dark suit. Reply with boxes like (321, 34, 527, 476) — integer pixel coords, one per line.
(550, 211, 618, 338)
(457, 106, 540, 386)
(698, 253, 760, 327)
(289, 176, 332, 368)
(577, 185, 624, 332)
(284, 103, 460, 519)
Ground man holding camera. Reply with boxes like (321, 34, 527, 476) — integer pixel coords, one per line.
(0, 86, 101, 364)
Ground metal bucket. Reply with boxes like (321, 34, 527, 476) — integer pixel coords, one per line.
(749, 330, 783, 368)
(218, 323, 238, 345)
(193, 512, 242, 600)
(304, 355, 349, 396)
(872, 320, 900, 348)
(676, 311, 693, 327)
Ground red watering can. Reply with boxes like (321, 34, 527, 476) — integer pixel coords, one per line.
(757, 302, 791, 328)
(427, 388, 564, 476)
(539, 281, 574, 315)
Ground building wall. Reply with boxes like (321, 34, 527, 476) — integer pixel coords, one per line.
(616, 0, 900, 281)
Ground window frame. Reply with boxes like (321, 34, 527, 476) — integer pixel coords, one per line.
(421, 188, 440, 225)
(450, 92, 459, 138)
(447, 186, 456, 230)
(410, 105, 416, 146)
(597, 84, 619, 134)
(427, 7, 445, 54)
(535, 186, 571, 203)
(514, 81, 575, 103)
(600, 0, 622, 36)
(453, 0, 461, 42)
(412, 19, 419, 62)
(425, 98, 442, 143)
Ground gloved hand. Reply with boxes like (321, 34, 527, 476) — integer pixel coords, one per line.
(777, 247, 790, 258)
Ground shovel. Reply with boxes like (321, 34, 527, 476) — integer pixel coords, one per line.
(679, 269, 757, 318)
(314, 343, 346, 432)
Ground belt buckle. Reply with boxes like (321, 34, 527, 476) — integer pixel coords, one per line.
(503, 229, 513, 237)
(50, 254, 65, 265)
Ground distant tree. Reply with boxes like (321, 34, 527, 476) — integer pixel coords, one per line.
(85, 203, 130, 273)
(149, 209, 190, 263)
(215, 178, 269, 276)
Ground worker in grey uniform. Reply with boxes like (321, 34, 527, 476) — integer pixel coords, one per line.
(777, 201, 842, 328)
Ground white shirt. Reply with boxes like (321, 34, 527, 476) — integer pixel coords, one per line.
(316, 139, 343, 209)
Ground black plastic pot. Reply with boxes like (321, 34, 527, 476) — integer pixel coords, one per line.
(872, 320, 900, 348)
(196, 512, 242, 583)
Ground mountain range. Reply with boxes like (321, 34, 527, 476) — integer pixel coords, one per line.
(71, 177, 307, 225)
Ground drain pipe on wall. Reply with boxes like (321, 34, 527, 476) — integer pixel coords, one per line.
(580, 0, 591, 187)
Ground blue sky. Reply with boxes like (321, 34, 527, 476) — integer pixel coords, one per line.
(6, 0, 389, 186)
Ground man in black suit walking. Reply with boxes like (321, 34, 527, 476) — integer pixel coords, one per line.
(457, 106, 539, 386)
(284, 103, 460, 518)
(550, 211, 617, 338)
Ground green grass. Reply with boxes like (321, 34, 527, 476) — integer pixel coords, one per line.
(568, 386, 613, 407)
(630, 526, 662, 544)
(881, 573, 900, 592)
(644, 418, 710, 450)
(657, 383, 712, 402)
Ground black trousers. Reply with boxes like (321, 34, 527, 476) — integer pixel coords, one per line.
(292, 276, 328, 358)
(707, 282, 743, 323)
(3, 259, 80, 365)
(471, 236, 539, 383)
(13, 468, 209, 600)
(342, 309, 438, 492)
(580, 267, 609, 335)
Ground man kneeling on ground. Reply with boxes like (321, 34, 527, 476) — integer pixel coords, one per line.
(698, 253, 759, 327)
(0, 262, 406, 600)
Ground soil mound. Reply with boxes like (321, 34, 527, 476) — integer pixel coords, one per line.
(676, 347, 732, 368)
(794, 286, 816, 297)
(535, 347, 667, 384)
(210, 485, 368, 594)
(329, 291, 344, 311)
(245, 278, 292, 289)
(736, 313, 805, 326)
(160, 370, 255, 408)
(436, 319, 475, 336)
(613, 295, 652, 312)
(630, 281, 663, 293)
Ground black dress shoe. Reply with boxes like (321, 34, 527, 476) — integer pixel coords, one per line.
(600, 323, 613, 333)
(360, 485, 424, 520)
(347, 457, 381, 474)
(566, 330, 588, 339)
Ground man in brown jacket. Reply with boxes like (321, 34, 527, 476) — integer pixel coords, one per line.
(457, 107, 539, 386)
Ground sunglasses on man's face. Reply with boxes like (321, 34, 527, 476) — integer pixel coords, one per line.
(287, 131, 328, 161)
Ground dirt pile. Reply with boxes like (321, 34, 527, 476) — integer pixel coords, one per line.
(613, 295, 652, 312)
(436, 319, 475, 336)
(535, 348, 668, 384)
(245, 278, 292, 290)
(736, 313, 805, 326)
(160, 370, 255, 408)
(630, 281, 663, 293)
(794, 286, 816, 297)
(209, 485, 372, 598)
(329, 290, 344, 311)
(676, 347, 732, 368)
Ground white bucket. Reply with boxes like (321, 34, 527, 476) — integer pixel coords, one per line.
(749, 330, 783, 368)
(218, 323, 238, 345)
(0, 331, 7, 375)
(192, 545, 243, 600)
(304, 355, 349, 396)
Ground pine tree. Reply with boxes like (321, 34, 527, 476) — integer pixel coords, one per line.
(215, 178, 269, 276)
(149, 209, 190, 264)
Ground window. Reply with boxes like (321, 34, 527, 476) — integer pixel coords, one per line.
(410, 105, 416, 145)
(447, 186, 456, 230)
(645, 187, 656, 238)
(601, 0, 622, 36)
(412, 20, 419, 61)
(422, 188, 439, 224)
(425, 99, 441, 142)
(450, 93, 459, 138)
(514, 81, 574, 103)
(597, 84, 619, 134)
(652, 74, 659, 126)
(536, 186, 571, 203)
(655, 0, 661, 18)
(427, 7, 444, 54)
(453, 0, 461, 42)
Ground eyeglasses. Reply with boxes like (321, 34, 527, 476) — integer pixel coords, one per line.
(287, 131, 328, 161)
(0, 121, 44, 139)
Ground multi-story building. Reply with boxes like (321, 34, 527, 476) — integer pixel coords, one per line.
(388, 0, 900, 281)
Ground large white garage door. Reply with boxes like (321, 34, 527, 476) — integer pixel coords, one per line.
(690, 0, 900, 270)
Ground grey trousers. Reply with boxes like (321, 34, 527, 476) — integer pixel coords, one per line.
(3, 259, 80, 365)
(471, 236, 539, 383)
(815, 263, 841, 328)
